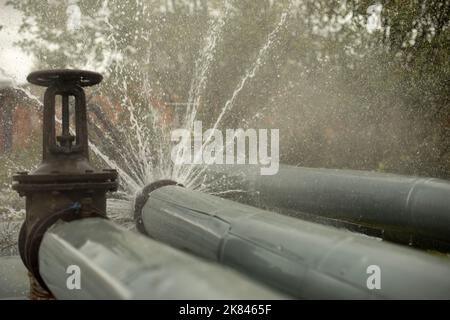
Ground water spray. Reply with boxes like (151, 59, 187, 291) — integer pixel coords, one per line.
(8, 69, 283, 300)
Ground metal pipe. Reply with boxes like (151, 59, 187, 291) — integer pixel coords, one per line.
(39, 217, 283, 299)
(138, 184, 450, 299)
(203, 165, 450, 251)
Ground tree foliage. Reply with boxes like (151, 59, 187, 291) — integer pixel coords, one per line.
(6, 0, 450, 178)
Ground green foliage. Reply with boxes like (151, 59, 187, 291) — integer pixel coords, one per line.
(5, 0, 450, 178)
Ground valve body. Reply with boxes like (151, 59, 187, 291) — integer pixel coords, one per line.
(12, 69, 118, 291)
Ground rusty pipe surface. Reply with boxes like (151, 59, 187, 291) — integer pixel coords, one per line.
(12, 70, 118, 290)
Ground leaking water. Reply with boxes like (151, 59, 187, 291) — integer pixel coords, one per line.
(0, 2, 292, 234)
(1, 0, 448, 255)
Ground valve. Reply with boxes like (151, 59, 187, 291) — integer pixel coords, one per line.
(12, 69, 118, 293)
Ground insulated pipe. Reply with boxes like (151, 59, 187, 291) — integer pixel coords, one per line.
(138, 185, 450, 299)
(202, 165, 450, 251)
(38, 217, 282, 299)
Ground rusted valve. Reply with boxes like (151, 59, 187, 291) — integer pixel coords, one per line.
(12, 69, 118, 292)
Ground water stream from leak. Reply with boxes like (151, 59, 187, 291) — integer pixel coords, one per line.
(1, 2, 292, 231)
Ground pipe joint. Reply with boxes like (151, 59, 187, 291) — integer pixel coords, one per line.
(19, 202, 106, 290)
(134, 179, 183, 234)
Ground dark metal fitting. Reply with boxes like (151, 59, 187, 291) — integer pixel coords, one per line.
(19, 202, 107, 291)
(12, 69, 119, 293)
(134, 180, 184, 234)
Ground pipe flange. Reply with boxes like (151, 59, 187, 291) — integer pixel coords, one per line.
(134, 180, 183, 234)
(19, 203, 107, 292)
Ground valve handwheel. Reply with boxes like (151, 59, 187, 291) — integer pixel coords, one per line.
(27, 69, 103, 87)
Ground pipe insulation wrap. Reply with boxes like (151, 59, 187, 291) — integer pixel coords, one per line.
(204, 165, 450, 250)
(38, 218, 284, 299)
(141, 185, 450, 299)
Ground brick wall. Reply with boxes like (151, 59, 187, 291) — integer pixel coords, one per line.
(0, 87, 40, 154)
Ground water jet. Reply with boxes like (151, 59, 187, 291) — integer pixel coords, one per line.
(6, 69, 283, 300)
